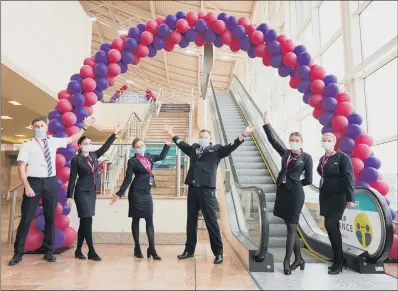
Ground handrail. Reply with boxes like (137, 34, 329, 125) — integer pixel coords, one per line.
(210, 80, 269, 262)
(8, 182, 24, 194)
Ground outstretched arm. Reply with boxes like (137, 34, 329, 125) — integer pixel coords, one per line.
(165, 124, 193, 156)
(67, 116, 96, 144)
(263, 111, 286, 157)
(153, 142, 171, 162)
(217, 126, 255, 159)
(94, 124, 120, 158)
(115, 159, 134, 198)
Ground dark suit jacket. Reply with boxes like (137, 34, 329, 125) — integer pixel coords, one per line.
(116, 144, 170, 197)
(67, 133, 116, 198)
(172, 135, 244, 188)
(263, 124, 313, 195)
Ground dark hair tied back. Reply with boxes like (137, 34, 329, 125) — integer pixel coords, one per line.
(77, 136, 90, 155)
(132, 138, 143, 148)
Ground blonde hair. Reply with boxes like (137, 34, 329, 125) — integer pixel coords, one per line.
(322, 133, 337, 142)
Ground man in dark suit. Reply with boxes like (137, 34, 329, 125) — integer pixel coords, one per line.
(165, 124, 255, 264)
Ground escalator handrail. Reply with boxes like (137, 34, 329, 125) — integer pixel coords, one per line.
(229, 74, 393, 263)
(210, 80, 269, 262)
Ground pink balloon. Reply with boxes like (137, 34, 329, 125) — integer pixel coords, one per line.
(169, 31, 182, 44)
(388, 235, 398, 259)
(70, 143, 78, 151)
(56, 154, 66, 169)
(65, 125, 80, 136)
(107, 63, 121, 78)
(140, 31, 154, 45)
(393, 224, 397, 235)
(62, 227, 77, 247)
(80, 65, 95, 79)
(246, 24, 256, 37)
(135, 44, 149, 58)
(132, 55, 140, 65)
(164, 39, 175, 52)
(195, 34, 206, 47)
(58, 90, 71, 100)
(107, 77, 115, 87)
(213, 20, 226, 35)
(24, 228, 44, 252)
(55, 215, 70, 230)
(111, 37, 124, 51)
(57, 99, 73, 113)
(83, 57, 96, 67)
(55, 202, 63, 216)
(108, 49, 122, 63)
(221, 31, 233, 45)
(176, 19, 189, 33)
(82, 78, 96, 92)
(61, 112, 77, 127)
(85, 106, 93, 116)
(238, 16, 250, 27)
(155, 17, 165, 25)
(186, 11, 198, 27)
(146, 19, 158, 35)
(61, 182, 68, 191)
(250, 31, 264, 45)
(84, 92, 98, 106)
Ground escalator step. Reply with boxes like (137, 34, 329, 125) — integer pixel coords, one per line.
(242, 184, 277, 193)
(234, 163, 266, 169)
(236, 169, 270, 176)
(238, 176, 273, 184)
(232, 157, 264, 163)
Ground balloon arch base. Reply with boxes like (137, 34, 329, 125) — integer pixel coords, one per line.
(24, 245, 74, 255)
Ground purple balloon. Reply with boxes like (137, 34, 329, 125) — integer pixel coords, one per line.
(75, 121, 84, 128)
(35, 215, 45, 231)
(319, 112, 334, 126)
(128, 27, 141, 41)
(58, 145, 76, 160)
(124, 38, 138, 52)
(95, 77, 109, 91)
(324, 83, 340, 98)
(324, 74, 338, 86)
(226, 16, 238, 31)
(364, 156, 381, 169)
(158, 24, 171, 38)
(347, 113, 363, 125)
(56, 177, 63, 187)
(195, 19, 208, 33)
(267, 41, 280, 54)
(303, 92, 312, 104)
(165, 15, 177, 30)
(94, 63, 108, 77)
(204, 29, 216, 42)
(35, 205, 43, 217)
(179, 38, 190, 48)
(58, 189, 67, 206)
(70, 93, 85, 107)
(278, 65, 293, 77)
(390, 208, 396, 221)
(137, 23, 146, 33)
(70, 74, 83, 83)
(217, 12, 228, 22)
(153, 36, 165, 50)
(94, 50, 108, 64)
(298, 80, 311, 93)
(239, 36, 251, 51)
(73, 107, 88, 121)
(232, 25, 246, 38)
(247, 45, 256, 58)
(54, 228, 65, 250)
(148, 45, 157, 57)
(296, 65, 311, 79)
(121, 51, 134, 64)
(360, 167, 379, 184)
(62, 205, 71, 216)
(176, 11, 185, 20)
(55, 131, 68, 138)
(386, 197, 391, 206)
(339, 137, 355, 152)
(265, 29, 278, 42)
(355, 181, 369, 188)
(345, 124, 363, 139)
(322, 97, 338, 111)
(298, 52, 312, 66)
(214, 35, 223, 48)
(321, 126, 333, 134)
(185, 28, 198, 42)
(100, 43, 112, 53)
(294, 45, 307, 56)
(49, 119, 64, 133)
(67, 80, 82, 94)
(48, 110, 62, 120)
(119, 62, 128, 74)
(256, 23, 269, 34)
(270, 53, 283, 68)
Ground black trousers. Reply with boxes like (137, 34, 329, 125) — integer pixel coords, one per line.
(325, 216, 343, 264)
(185, 185, 223, 256)
(14, 177, 58, 255)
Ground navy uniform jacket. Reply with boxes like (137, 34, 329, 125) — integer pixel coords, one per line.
(172, 135, 244, 188)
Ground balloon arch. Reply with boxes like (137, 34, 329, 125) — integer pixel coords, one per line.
(25, 11, 397, 258)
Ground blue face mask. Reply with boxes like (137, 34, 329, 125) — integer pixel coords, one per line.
(34, 128, 46, 138)
(198, 139, 210, 148)
(136, 147, 146, 155)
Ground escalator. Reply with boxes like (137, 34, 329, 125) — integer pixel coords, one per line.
(208, 76, 394, 275)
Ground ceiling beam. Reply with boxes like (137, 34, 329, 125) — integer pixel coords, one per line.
(249, 0, 259, 22)
(197, 55, 201, 94)
(228, 60, 238, 87)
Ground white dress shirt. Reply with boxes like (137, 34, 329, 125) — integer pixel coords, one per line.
(17, 137, 68, 178)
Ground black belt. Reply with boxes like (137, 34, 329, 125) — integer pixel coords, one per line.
(28, 176, 56, 180)
(191, 181, 200, 187)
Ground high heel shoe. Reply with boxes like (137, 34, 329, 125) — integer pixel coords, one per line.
(147, 248, 161, 260)
(75, 251, 87, 260)
(134, 249, 144, 258)
(283, 260, 292, 275)
(328, 263, 343, 275)
(329, 258, 347, 270)
(87, 251, 102, 261)
(290, 259, 305, 271)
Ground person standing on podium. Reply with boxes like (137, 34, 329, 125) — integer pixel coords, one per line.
(165, 124, 255, 264)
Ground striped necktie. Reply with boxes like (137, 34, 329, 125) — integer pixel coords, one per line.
(42, 138, 53, 176)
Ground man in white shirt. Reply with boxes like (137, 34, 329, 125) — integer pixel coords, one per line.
(9, 115, 96, 266)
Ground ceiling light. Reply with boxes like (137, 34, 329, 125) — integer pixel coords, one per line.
(1, 116, 13, 120)
(90, 16, 97, 22)
(118, 29, 128, 35)
(15, 134, 26, 137)
(185, 49, 196, 55)
(8, 101, 22, 106)
(26, 125, 32, 129)
(126, 80, 135, 85)
(219, 55, 231, 60)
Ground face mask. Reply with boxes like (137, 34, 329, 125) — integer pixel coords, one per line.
(198, 139, 210, 148)
(136, 147, 146, 155)
(82, 145, 93, 152)
(289, 142, 301, 151)
(322, 141, 335, 152)
(34, 128, 46, 138)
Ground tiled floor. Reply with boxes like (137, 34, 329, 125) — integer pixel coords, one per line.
(1, 231, 258, 290)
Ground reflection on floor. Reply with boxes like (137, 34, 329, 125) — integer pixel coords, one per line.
(1, 231, 259, 290)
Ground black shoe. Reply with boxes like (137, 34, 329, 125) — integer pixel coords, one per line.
(290, 259, 305, 271)
(213, 255, 223, 264)
(328, 263, 343, 275)
(329, 258, 347, 270)
(75, 251, 87, 260)
(147, 248, 161, 260)
(177, 251, 194, 259)
(283, 260, 291, 275)
(134, 248, 144, 258)
(8, 254, 23, 266)
(43, 252, 56, 263)
(88, 252, 102, 261)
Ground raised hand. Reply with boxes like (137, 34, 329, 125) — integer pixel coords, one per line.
(164, 124, 174, 137)
(84, 116, 96, 128)
(110, 195, 119, 205)
(113, 123, 121, 134)
(263, 111, 269, 124)
(165, 140, 171, 145)
(243, 126, 256, 136)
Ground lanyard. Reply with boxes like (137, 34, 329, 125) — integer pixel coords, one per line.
(321, 156, 330, 176)
(285, 152, 301, 169)
(85, 155, 95, 174)
(34, 138, 48, 160)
